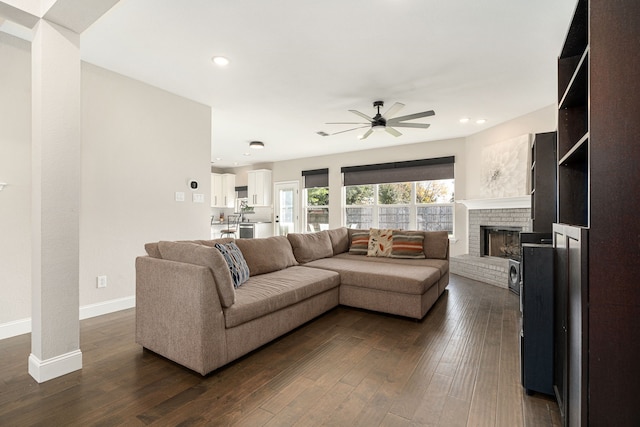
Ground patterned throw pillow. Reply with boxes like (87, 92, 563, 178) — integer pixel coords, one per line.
(391, 232, 426, 259)
(214, 242, 250, 288)
(367, 228, 394, 257)
(349, 232, 370, 255)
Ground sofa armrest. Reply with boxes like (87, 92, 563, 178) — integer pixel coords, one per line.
(135, 256, 227, 375)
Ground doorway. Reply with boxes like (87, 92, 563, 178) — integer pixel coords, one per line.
(274, 181, 300, 236)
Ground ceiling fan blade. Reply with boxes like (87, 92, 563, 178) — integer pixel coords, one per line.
(385, 127, 402, 137)
(330, 125, 370, 136)
(325, 122, 369, 125)
(387, 110, 435, 123)
(360, 129, 374, 140)
(349, 110, 374, 122)
(389, 122, 431, 129)
(382, 102, 405, 119)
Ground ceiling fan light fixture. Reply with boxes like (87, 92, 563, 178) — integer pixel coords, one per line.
(249, 141, 265, 149)
(372, 124, 385, 131)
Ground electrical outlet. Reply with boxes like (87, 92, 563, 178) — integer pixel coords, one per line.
(97, 275, 107, 288)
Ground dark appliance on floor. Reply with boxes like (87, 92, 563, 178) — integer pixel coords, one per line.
(508, 259, 521, 295)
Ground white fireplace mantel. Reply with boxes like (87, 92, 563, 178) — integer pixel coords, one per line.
(457, 196, 531, 210)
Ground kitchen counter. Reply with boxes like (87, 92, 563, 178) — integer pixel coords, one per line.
(238, 222, 273, 238)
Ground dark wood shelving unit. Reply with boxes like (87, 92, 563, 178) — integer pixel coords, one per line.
(530, 132, 557, 233)
(554, 0, 640, 425)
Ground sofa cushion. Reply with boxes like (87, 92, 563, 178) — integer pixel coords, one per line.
(234, 236, 298, 276)
(332, 252, 448, 277)
(157, 241, 236, 307)
(223, 266, 340, 328)
(349, 232, 369, 255)
(423, 231, 449, 259)
(367, 228, 394, 257)
(304, 257, 440, 295)
(198, 238, 235, 247)
(215, 242, 250, 288)
(146, 238, 235, 259)
(144, 242, 161, 258)
(391, 232, 426, 259)
(326, 227, 349, 255)
(287, 231, 333, 263)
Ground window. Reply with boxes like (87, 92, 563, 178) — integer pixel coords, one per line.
(303, 168, 329, 233)
(342, 157, 455, 234)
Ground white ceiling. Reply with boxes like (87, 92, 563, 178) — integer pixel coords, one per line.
(81, 1, 574, 167)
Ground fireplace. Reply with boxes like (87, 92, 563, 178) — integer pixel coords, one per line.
(481, 226, 522, 259)
(451, 204, 532, 289)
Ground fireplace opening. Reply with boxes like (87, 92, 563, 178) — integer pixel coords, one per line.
(481, 226, 521, 259)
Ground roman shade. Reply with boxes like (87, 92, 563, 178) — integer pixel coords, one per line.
(302, 168, 329, 188)
(341, 156, 454, 186)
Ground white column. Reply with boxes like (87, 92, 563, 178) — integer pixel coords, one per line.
(29, 18, 82, 383)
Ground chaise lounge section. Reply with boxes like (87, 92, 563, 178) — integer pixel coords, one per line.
(136, 227, 449, 375)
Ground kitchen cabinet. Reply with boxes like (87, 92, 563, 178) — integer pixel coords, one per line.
(211, 173, 235, 208)
(247, 169, 272, 206)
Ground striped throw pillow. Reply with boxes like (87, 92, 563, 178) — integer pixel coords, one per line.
(214, 242, 250, 288)
(349, 232, 370, 255)
(391, 233, 426, 259)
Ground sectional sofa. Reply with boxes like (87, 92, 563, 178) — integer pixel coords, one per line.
(136, 227, 449, 375)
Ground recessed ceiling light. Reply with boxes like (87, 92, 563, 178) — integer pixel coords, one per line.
(243, 152, 251, 156)
(249, 141, 265, 149)
(212, 56, 229, 67)
(215, 157, 221, 161)
(476, 119, 487, 124)
(459, 117, 470, 123)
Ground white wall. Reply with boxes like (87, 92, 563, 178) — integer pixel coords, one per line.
(80, 63, 212, 307)
(465, 105, 557, 199)
(0, 32, 31, 324)
(0, 46, 212, 334)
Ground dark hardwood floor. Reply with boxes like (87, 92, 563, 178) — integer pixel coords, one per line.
(0, 274, 560, 426)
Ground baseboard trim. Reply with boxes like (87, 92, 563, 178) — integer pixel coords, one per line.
(79, 296, 136, 320)
(0, 318, 31, 340)
(0, 296, 136, 340)
(28, 349, 83, 383)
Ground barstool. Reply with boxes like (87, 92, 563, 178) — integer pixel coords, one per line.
(220, 215, 240, 238)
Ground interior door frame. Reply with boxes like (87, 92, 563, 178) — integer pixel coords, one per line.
(273, 180, 300, 235)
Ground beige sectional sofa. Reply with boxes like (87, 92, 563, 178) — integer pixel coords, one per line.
(136, 227, 449, 375)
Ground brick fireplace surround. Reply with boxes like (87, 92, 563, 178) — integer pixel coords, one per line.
(451, 206, 531, 288)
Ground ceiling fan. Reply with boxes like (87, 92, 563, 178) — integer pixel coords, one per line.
(325, 100, 435, 139)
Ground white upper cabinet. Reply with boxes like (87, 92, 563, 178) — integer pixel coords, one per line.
(247, 169, 272, 206)
(211, 173, 235, 208)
